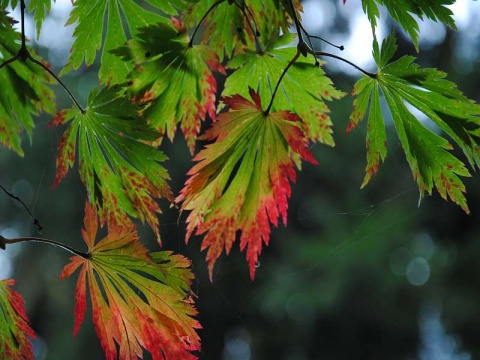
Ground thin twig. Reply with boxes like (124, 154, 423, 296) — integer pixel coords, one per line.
(0, 235, 88, 258)
(0, 184, 43, 232)
(313, 50, 376, 78)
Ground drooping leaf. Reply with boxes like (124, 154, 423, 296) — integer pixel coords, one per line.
(177, 88, 318, 280)
(0, 10, 56, 156)
(60, 0, 193, 82)
(223, 33, 344, 146)
(356, 0, 456, 50)
(0, 279, 36, 360)
(113, 19, 225, 153)
(349, 32, 480, 212)
(58, 202, 201, 360)
(49, 85, 172, 242)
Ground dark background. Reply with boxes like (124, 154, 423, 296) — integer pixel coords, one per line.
(1, 1, 480, 359)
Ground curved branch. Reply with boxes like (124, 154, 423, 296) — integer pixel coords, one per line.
(0, 184, 42, 232)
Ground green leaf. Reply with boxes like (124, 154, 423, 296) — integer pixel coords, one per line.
(49, 85, 172, 241)
(349, 32, 480, 212)
(0, 279, 36, 360)
(28, 0, 52, 38)
(59, 202, 201, 360)
(177, 88, 318, 280)
(359, 0, 456, 50)
(223, 33, 344, 146)
(183, 0, 302, 60)
(113, 20, 225, 153)
(60, 0, 190, 83)
(0, 10, 56, 156)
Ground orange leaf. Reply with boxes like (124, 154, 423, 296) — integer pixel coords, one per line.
(59, 202, 201, 359)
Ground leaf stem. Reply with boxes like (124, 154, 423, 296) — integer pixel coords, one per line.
(0, 235, 88, 258)
(29, 57, 86, 113)
(265, 49, 301, 115)
(189, 0, 225, 47)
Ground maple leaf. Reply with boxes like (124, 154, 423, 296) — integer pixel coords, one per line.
(113, 19, 225, 153)
(358, 0, 456, 50)
(59, 202, 201, 360)
(0, 10, 55, 156)
(0, 279, 36, 360)
(59, 0, 192, 83)
(49, 85, 172, 242)
(223, 33, 344, 146)
(177, 88, 317, 280)
(348, 32, 480, 212)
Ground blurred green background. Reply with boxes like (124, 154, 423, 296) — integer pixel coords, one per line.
(1, 1, 480, 359)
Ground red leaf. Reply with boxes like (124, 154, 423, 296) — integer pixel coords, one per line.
(59, 201, 201, 359)
(0, 279, 36, 360)
(178, 89, 317, 280)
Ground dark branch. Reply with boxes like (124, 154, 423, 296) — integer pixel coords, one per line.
(313, 50, 376, 78)
(0, 184, 43, 232)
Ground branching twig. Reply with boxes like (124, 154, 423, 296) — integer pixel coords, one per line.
(0, 184, 43, 232)
(0, 235, 88, 258)
(286, 0, 375, 77)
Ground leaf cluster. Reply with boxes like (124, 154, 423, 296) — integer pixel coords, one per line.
(1, 0, 480, 359)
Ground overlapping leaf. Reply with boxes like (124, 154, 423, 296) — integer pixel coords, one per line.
(59, 202, 201, 360)
(0, 10, 55, 156)
(0, 279, 36, 360)
(177, 88, 318, 280)
(354, 0, 456, 50)
(349, 32, 480, 212)
(183, 0, 302, 59)
(49, 86, 172, 241)
(113, 19, 225, 153)
(60, 0, 195, 82)
(224, 33, 344, 146)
